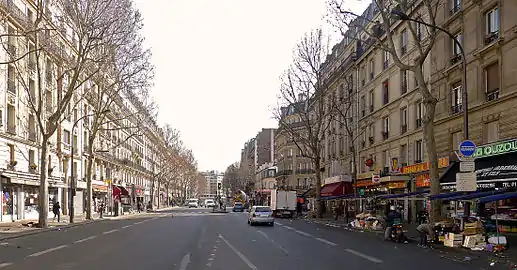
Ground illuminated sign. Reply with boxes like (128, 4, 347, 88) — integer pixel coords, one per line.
(401, 157, 450, 174)
(473, 139, 517, 158)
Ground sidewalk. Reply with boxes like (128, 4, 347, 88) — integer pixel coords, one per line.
(304, 216, 517, 266)
(0, 207, 174, 241)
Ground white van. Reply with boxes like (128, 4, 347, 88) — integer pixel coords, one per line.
(188, 198, 199, 208)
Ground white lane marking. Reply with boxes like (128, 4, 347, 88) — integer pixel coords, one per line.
(274, 222, 283, 226)
(257, 230, 289, 255)
(0, 242, 8, 246)
(315, 237, 337, 246)
(122, 225, 132, 229)
(103, 229, 118, 235)
(283, 225, 294, 230)
(73, 236, 96, 244)
(134, 220, 145, 224)
(218, 234, 258, 270)
(293, 229, 312, 237)
(27, 245, 68, 257)
(345, 248, 383, 263)
(0, 262, 13, 268)
(179, 253, 191, 270)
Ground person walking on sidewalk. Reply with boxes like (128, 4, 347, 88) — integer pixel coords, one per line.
(416, 222, 435, 248)
(334, 202, 344, 221)
(52, 201, 61, 222)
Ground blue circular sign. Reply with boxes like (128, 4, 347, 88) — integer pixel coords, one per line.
(459, 140, 477, 157)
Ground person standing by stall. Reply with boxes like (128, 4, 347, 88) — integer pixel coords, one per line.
(416, 222, 435, 248)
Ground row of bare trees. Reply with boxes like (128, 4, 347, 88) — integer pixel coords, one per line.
(1, 0, 197, 227)
(275, 0, 444, 221)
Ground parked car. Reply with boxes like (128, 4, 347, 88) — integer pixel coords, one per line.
(188, 198, 199, 208)
(205, 199, 216, 208)
(233, 202, 244, 212)
(248, 206, 274, 226)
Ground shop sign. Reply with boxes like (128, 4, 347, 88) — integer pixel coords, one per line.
(391, 158, 400, 173)
(401, 157, 450, 174)
(93, 184, 108, 193)
(416, 173, 431, 187)
(357, 172, 373, 180)
(388, 181, 406, 189)
(442, 180, 517, 190)
(473, 139, 517, 158)
(477, 165, 517, 180)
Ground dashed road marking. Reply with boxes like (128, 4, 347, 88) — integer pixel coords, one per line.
(179, 253, 191, 270)
(315, 237, 337, 246)
(27, 245, 68, 257)
(73, 236, 96, 244)
(345, 248, 383, 263)
(257, 230, 289, 255)
(122, 225, 132, 229)
(274, 222, 283, 226)
(103, 229, 118, 235)
(293, 229, 312, 237)
(0, 263, 13, 268)
(218, 234, 258, 270)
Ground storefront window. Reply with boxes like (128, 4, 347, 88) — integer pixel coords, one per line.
(2, 186, 13, 216)
(24, 187, 39, 219)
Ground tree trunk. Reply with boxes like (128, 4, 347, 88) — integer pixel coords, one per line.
(38, 137, 49, 228)
(157, 181, 160, 209)
(415, 67, 441, 223)
(85, 153, 94, 220)
(314, 156, 323, 218)
(149, 177, 155, 210)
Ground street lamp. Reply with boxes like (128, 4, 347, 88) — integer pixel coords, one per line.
(69, 109, 110, 223)
(391, 8, 469, 139)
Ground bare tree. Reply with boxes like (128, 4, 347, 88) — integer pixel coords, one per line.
(224, 162, 243, 195)
(273, 29, 334, 218)
(81, 1, 153, 219)
(328, 0, 442, 221)
(1, 0, 144, 227)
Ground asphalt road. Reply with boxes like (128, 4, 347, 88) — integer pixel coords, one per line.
(0, 207, 511, 270)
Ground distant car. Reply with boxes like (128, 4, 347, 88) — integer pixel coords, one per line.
(188, 198, 199, 208)
(233, 202, 244, 212)
(248, 206, 274, 226)
(205, 199, 216, 208)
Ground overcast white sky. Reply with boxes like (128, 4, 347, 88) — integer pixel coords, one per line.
(133, 0, 369, 172)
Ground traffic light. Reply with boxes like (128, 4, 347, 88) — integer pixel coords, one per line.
(217, 183, 222, 190)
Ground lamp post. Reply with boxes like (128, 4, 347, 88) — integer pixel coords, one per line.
(69, 109, 110, 223)
(391, 8, 471, 217)
(391, 8, 468, 139)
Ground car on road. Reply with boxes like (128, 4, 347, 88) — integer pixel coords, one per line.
(248, 206, 274, 226)
(233, 202, 244, 212)
(205, 199, 216, 208)
(188, 198, 199, 208)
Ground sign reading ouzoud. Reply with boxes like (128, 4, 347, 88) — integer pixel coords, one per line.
(473, 138, 517, 158)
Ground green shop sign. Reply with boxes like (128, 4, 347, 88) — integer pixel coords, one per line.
(473, 139, 517, 158)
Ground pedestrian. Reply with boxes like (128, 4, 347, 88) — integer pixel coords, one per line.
(99, 202, 104, 218)
(52, 201, 61, 222)
(416, 222, 435, 248)
(384, 205, 402, 240)
(137, 201, 141, 213)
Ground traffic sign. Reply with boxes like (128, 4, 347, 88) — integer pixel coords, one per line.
(372, 174, 381, 184)
(456, 172, 477, 191)
(460, 161, 475, 172)
(459, 140, 476, 157)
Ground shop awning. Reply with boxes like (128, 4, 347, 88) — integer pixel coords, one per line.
(429, 191, 466, 201)
(321, 194, 356, 201)
(377, 190, 430, 200)
(478, 192, 517, 204)
(445, 190, 507, 201)
(321, 182, 345, 197)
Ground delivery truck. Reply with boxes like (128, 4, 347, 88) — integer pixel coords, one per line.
(270, 189, 297, 218)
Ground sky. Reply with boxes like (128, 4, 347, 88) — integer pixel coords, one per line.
(133, 0, 369, 172)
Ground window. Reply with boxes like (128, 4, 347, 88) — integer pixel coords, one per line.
(368, 124, 374, 144)
(29, 114, 36, 141)
(8, 144, 15, 162)
(416, 101, 423, 128)
(360, 95, 366, 117)
(29, 150, 35, 167)
(451, 81, 462, 113)
(485, 62, 499, 101)
(452, 131, 462, 151)
(485, 6, 499, 44)
(360, 66, 366, 86)
(415, 140, 423, 162)
(382, 80, 389, 105)
(452, 32, 463, 57)
(401, 107, 408, 133)
(382, 116, 389, 139)
(451, 0, 461, 14)
(400, 29, 408, 54)
(288, 148, 293, 157)
(369, 91, 374, 112)
(401, 70, 408, 94)
(7, 65, 15, 93)
(414, 18, 423, 41)
(7, 104, 15, 134)
(73, 135, 78, 154)
(45, 90, 52, 112)
(486, 121, 499, 143)
(400, 144, 407, 165)
(383, 51, 390, 69)
(369, 59, 375, 80)
(63, 130, 70, 145)
(383, 150, 389, 168)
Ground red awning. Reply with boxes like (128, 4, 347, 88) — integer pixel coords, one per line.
(321, 182, 345, 197)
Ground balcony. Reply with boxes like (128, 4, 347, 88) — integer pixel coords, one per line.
(369, 136, 374, 144)
(382, 131, 389, 140)
(451, 104, 462, 114)
(416, 118, 423, 128)
(296, 169, 315, 175)
(486, 90, 499, 102)
(401, 124, 407, 134)
(450, 54, 461, 65)
(401, 82, 407, 95)
(275, 170, 293, 177)
(485, 32, 499, 45)
(7, 124, 16, 135)
(29, 131, 37, 141)
(450, 1, 461, 14)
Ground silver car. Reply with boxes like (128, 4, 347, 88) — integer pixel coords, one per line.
(248, 206, 274, 226)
